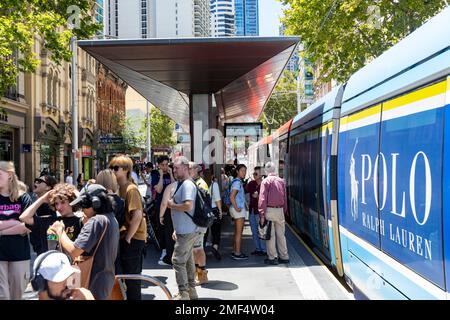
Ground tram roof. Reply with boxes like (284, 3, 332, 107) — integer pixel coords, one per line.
(78, 37, 299, 132)
(291, 85, 342, 129)
(342, 6, 450, 116)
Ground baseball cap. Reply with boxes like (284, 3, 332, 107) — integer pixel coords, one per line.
(34, 252, 80, 282)
(69, 183, 107, 207)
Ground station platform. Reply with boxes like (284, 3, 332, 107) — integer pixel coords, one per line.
(141, 214, 353, 300)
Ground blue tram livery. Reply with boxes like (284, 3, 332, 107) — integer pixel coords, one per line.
(249, 6, 450, 299)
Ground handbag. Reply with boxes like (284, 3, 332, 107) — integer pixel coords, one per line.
(73, 224, 107, 289)
(258, 220, 272, 241)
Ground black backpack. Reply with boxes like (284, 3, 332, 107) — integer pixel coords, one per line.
(175, 181, 216, 228)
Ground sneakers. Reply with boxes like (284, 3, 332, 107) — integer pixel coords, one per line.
(264, 258, 279, 265)
(188, 287, 198, 300)
(211, 246, 222, 260)
(231, 253, 249, 260)
(196, 268, 209, 285)
(159, 249, 167, 261)
(158, 259, 171, 266)
(251, 250, 266, 256)
(173, 291, 190, 300)
(278, 258, 290, 264)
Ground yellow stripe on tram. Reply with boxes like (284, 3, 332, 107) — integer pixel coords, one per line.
(340, 104, 381, 126)
(383, 80, 447, 111)
(321, 122, 333, 134)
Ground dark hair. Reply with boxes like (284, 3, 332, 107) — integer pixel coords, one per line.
(157, 155, 170, 164)
(94, 193, 114, 215)
(145, 162, 153, 169)
(224, 164, 235, 176)
(254, 166, 261, 172)
(43, 175, 57, 188)
(232, 164, 247, 178)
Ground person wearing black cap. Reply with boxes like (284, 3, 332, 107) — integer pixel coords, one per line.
(48, 184, 119, 300)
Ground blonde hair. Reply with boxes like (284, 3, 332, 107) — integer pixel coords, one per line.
(18, 181, 28, 193)
(0, 161, 25, 202)
(109, 155, 133, 181)
(96, 169, 119, 193)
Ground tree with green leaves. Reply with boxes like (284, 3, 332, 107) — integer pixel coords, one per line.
(260, 70, 299, 132)
(141, 106, 176, 148)
(0, 0, 101, 97)
(280, 0, 447, 83)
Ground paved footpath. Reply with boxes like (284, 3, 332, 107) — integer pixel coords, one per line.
(140, 213, 353, 300)
(23, 183, 353, 300)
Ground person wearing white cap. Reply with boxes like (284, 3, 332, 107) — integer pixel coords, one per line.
(31, 250, 94, 300)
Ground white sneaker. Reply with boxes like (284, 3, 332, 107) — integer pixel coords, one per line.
(159, 249, 166, 261)
(158, 260, 171, 266)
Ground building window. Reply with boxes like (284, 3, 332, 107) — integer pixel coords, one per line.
(47, 70, 53, 106)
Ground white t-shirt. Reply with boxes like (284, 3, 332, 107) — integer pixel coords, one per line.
(209, 181, 221, 208)
(65, 175, 73, 185)
(131, 171, 139, 184)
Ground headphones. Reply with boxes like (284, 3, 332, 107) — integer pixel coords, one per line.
(79, 185, 103, 210)
(31, 250, 60, 292)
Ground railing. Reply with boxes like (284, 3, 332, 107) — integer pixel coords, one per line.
(113, 274, 173, 300)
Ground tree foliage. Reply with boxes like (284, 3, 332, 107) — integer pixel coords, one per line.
(280, 0, 447, 83)
(141, 107, 176, 148)
(0, 0, 101, 97)
(121, 107, 176, 155)
(260, 70, 299, 132)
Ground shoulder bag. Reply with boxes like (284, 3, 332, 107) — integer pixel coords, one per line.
(72, 222, 108, 289)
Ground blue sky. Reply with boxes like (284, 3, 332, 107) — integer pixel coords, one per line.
(259, 0, 285, 36)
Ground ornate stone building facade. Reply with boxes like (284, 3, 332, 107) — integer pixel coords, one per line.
(24, 39, 97, 184)
(96, 63, 127, 169)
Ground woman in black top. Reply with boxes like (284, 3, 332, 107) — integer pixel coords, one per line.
(0, 161, 33, 300)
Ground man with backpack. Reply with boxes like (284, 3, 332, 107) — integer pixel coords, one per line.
(166, 156, 200, 300)
(188, 162, 209, 285)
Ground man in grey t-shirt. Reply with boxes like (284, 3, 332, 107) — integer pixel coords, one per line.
(167, 156, 199, 300)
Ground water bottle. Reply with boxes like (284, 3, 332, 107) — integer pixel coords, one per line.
(47, 233, 59, 251)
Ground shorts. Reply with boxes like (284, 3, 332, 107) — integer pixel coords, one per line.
(230, 206, 247, 220)
(193, 232, 205, 249)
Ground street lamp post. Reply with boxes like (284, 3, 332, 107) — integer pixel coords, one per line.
(71, 35, 79, 185)
(146, 100, 151, 163)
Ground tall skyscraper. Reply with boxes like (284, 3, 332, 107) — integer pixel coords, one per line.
(210, 0, 235, 37)
(234, 0, 258, 36)
(103, 0, 210, 39)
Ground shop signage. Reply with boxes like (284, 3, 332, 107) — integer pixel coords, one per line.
(82, 145, 92, 157)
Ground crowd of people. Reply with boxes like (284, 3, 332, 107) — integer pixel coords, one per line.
(0, 153, 289, 300)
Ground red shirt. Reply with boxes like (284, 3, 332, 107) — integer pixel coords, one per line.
(258, 173, 288, 218)
(245, 180, 261, 213)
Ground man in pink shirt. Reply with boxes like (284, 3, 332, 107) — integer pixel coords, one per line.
(258, 162, 289, 265)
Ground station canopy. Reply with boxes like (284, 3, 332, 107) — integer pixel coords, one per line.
(78, 37, 299, 132)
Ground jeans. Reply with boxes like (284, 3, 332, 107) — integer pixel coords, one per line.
(249, 209, 266, 252)
(204, 218, 222, 246)
(119, 238, 145, 300)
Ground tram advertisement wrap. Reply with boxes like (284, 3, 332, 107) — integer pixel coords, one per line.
(338, 99, 445, 288)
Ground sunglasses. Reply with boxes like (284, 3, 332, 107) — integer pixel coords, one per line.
(35, 178, 47, 185)
(109, 165, 122, 171)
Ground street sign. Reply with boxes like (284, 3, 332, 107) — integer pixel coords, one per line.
(22, 144, 31, 153)
(99, 136, 123, 144)
(177, 133, 190, 143)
